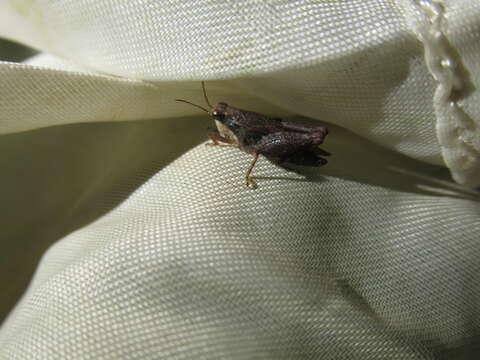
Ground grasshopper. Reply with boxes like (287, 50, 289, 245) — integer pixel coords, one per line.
(176, 82, 330, 188)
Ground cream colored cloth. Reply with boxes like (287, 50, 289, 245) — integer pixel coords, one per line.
(0, 1, 479, 359)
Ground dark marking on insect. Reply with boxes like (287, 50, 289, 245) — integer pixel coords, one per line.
(176, 82, 330, 188)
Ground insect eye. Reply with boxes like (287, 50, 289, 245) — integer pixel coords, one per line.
(212, 111, 225, 121)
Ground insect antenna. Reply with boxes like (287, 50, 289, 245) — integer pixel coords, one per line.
(175, 81, 214, 114)
(175, 99, 211, 114)
(201, 81, 213, 109)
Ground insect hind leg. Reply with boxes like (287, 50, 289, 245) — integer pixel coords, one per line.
(283, 149, 328, 166)
(245, 153, 259, 188)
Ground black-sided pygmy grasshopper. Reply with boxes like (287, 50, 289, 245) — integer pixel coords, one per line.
(176, 82, 330, 188)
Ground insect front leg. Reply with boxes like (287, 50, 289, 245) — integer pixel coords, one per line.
(207, 129, 235, 146)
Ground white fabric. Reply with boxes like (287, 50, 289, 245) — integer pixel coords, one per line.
(0, 0, 479, 359)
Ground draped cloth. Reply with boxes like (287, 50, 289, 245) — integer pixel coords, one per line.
(0, 1, 479, 359)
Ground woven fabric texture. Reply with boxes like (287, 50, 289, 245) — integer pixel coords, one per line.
(0, 0, 479, 359)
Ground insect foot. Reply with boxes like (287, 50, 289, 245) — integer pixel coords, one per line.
(246, 177, 258, 189)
